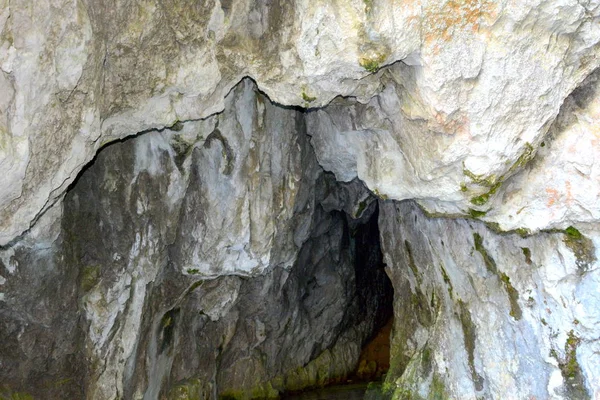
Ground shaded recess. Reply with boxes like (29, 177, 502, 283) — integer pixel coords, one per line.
(350, 204, 394, 383)
(61, 150, 395, 398)
(0, 79, 396, 399)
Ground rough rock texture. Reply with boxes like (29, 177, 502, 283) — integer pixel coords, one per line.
(379, 200, 600, 400)
(306, 63, 600, 232)
(0, 80, 393, 398)
(1, 0, 600, 245)
(2, 1, 600, 399)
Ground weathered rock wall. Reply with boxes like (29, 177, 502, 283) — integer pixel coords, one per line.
(379, 200, 599, 400)
(0, 80, 392, 399)
(2, 1, 600, 399)
(2, 0, 600, 245)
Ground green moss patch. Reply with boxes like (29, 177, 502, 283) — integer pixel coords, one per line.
(468, 208, 487, 219)
(458, 300, 484, 391)
(555, 330, 587, 399)
(429, 374, 449, 400)
(301, 90, 316, 105)
(80, 265, 100, 292)
(473, 233, 522, 320)
(499, 273, 522, 320)
(562, 226, 596, 272)
(0, 386, 34, 400)
(563, 331, 581, 379)
(462, 168, 497, 187)
(356, 199, 369, 218)
(219, 383, 278, 400)
(510, 143, 535, 172)
(359, 53, 387, 73)
(515, 228, 530, 238)
(167, 379, 209, 400)
(463, 142, 537, 209)
(404, 240, 422, 285)
(439, 265, 453, 298)
(521, 248, 532, 265)
(159, 308, 180, 353)
(473, 233, 497, 275)
(470, 181, 502, 206)
(565, 226, 582, 239)
(372, 188, 389, 200)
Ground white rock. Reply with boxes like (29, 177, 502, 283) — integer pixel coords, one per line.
(2, 0, 600, 244)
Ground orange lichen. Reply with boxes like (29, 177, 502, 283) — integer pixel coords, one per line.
(423, 0, 498, 44)
(568, 143, 577, 153)
(431, 111, 470, 136)
(546, 188, 559, 207)
(565, 181, 573, 205)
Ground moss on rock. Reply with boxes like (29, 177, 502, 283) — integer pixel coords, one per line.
(472, 233, 522, 320)
(458, 300, 485, 391)
(521, 247, 532, 265)
(359, 53, 387, 73)
(0, 387, 34, 400)
(167, 379, 210, 400)
(562, 226, 596, 272)
(470, 181, 502, 206)
(468, 208, 487, 219)
(301, 90, 316, 103)
(80, 265, 100, 292)
(555, 330, 588, 399)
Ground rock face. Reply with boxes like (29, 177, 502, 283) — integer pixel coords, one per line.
(0, 80, 393, 398)
(379, 201, 599, 400)
(2, 0, 600, 399)
(2, 0, 600, 245)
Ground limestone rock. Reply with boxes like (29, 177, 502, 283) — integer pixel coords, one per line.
(2, 1, 600, 399)
(0, 80, 393, 398)
(379, 200, 600, 400)
(2, 0, 600, 244)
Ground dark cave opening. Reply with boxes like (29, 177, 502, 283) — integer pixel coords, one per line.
(0, 79, 398, 399)
(347, 203, 394, 382)
(61, 121, 396, 398)
(278, 195, 395, 399)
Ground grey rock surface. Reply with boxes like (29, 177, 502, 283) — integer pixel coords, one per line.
(1, 1, 600, 399)
(2, 0, 600, 245)
(0, 80, 393, 399)
(379, 200, 599, 400)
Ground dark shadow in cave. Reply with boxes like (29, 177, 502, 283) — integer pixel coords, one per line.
(280, 201, 395, 399)
(27, 78, 397, 399)
(350, 203, 394, 382)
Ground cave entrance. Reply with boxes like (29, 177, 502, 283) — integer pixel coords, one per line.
(349, 202, 394, 383)
(42, 80, 396, 399)
(280, 196, 394, 399)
